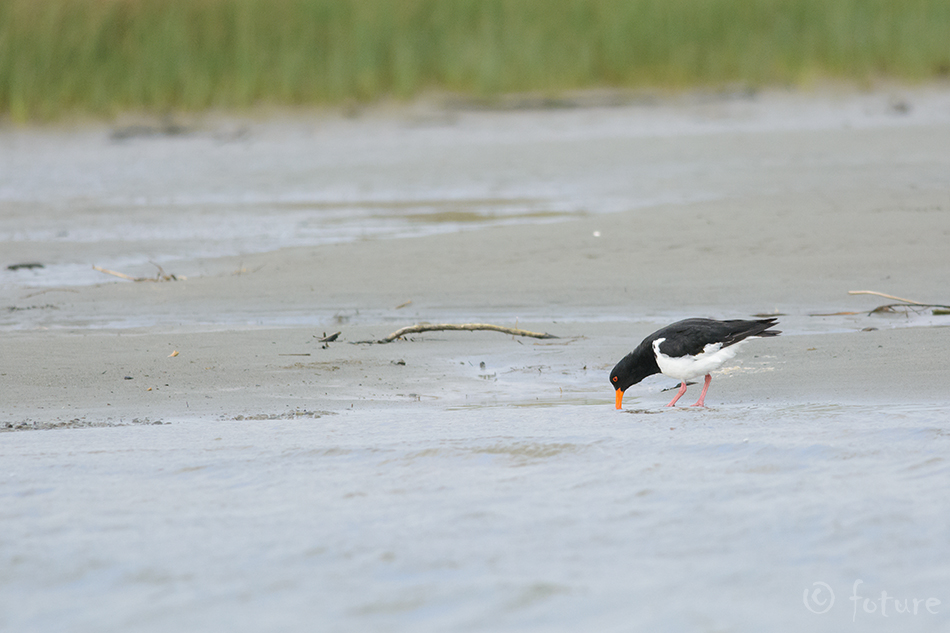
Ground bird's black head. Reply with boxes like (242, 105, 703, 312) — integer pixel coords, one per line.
(609, 347, 660, 409)
(609, 355, 653, 393)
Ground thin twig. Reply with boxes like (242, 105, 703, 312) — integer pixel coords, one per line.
(93, 264, 183, 282)
(355, 323, 558, 344)
(93, 265, 141, 281)
(869, 303, 950, 314)
(848, 290, 924, 305)
(811, 291, 950, 317)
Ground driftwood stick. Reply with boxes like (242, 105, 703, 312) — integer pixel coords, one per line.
(92, 265, 142, 281)
(846, 290, 950, 314)
(811, 291, 950, 317)
(848, 290, 924, 305)
(869, 303, 950, 313)
(92, 264, 183, 282)
(361, 323, 558, 344)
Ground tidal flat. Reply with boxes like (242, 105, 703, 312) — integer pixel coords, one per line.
(2, 87, 950, 632)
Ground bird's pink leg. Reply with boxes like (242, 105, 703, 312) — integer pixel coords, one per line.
(690, 374, 712, 407)
(666, 381, 688, 407)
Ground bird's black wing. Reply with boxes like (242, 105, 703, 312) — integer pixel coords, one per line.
(648, 318, 779, 358)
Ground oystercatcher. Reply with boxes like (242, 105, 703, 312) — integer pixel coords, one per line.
(610, 318, 780, 409)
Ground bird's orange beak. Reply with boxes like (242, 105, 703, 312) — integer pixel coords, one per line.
(615, 389, 624, 410)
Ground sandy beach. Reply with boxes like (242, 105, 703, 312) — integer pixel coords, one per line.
(3, 188, 950, 427)
(3, 87, 950, 425)
(2, 87, 950, 631)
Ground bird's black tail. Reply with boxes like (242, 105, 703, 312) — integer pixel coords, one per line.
(751, 317, 781, 337)
(722, 317, 780, 347)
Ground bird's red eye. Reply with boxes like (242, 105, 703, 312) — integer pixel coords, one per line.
(612, 376, 618, 382)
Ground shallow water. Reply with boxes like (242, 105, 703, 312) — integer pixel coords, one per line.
(4, 88, 950, 292)
(2, 402, 948, 632)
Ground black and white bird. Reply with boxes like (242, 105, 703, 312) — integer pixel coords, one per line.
(610, 318, 780, 409)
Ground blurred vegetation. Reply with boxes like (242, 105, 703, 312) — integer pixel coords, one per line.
(2, 0, 949, 121)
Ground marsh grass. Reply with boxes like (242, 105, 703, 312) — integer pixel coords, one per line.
(2, 0, 949, 120)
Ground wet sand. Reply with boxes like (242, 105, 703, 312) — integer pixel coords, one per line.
(2, 88, 950, 633)
(3, 181, 950, 426)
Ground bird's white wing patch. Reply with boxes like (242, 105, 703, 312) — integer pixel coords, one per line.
(652, 338, 745, 381)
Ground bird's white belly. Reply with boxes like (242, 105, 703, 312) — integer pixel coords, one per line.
(652, 338, 743, 381)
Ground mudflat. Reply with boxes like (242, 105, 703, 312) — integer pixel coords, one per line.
(3, 88, 950, 426)
(3, 88, 950, 633)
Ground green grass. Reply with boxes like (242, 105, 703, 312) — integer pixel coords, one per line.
(2, 0, 949, 121)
